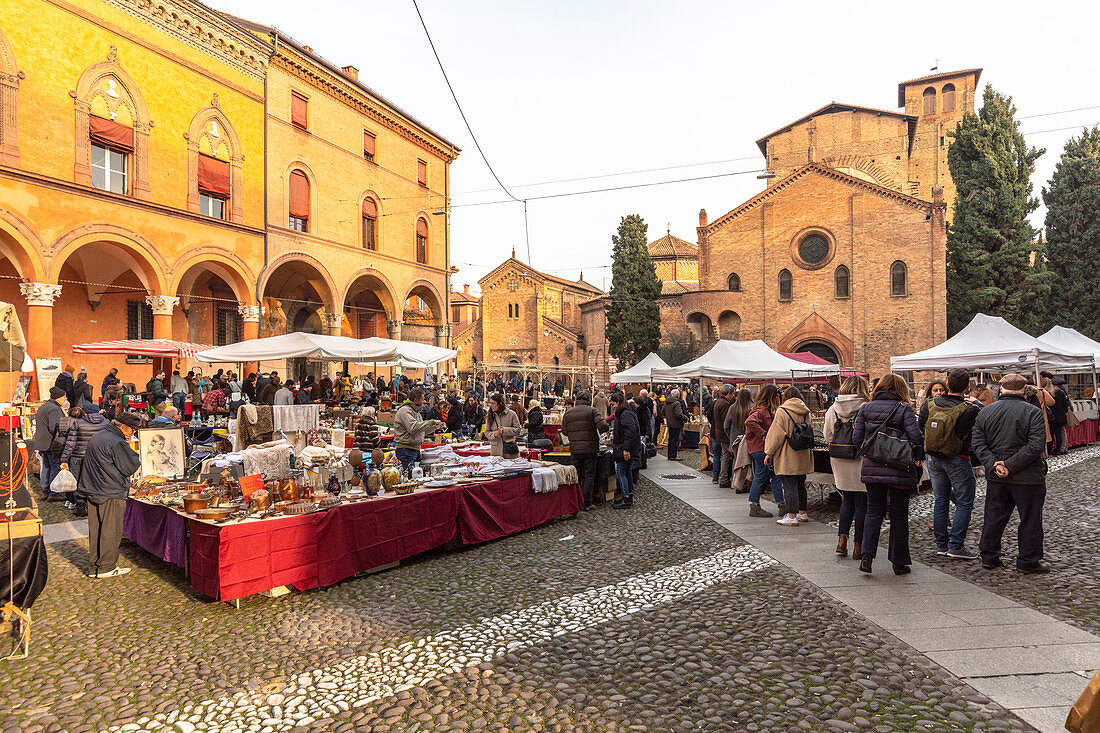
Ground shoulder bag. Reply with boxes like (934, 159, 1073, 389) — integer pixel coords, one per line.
(857, 401, 916, 471)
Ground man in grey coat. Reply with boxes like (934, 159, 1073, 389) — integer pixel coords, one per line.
(971, 373, 1049, 574)
(34, 386, 67, 501)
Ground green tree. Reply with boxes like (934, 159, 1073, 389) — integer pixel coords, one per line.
(605, 214, 662, 367)
(1041, 127, 1100, 338)
(946, 84, 1045, 334)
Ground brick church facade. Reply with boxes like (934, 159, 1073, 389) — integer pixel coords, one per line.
(653, 68, 978, 375)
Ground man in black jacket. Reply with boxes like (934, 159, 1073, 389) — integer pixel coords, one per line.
(34, 386, 67, 500)
(561, 392, 609, 509)
(971, 373, 1049, 574)
(664, 389, 687, 461)
(80, 411, 142, 578)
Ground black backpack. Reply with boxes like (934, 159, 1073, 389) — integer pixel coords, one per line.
(828, 415, 857, 459)
(781, 407, 815, 451)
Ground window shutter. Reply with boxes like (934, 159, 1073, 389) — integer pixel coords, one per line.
(198, 154, 231, 197)
(416, 218, 429, 238)
(291, 92, 308, 129)
(363, 131, 376, 157)
(417, 160, 427, 186)
(362, 198, 377, 218)
(90, 115, 134, 152)
(289, 171, 310, 218)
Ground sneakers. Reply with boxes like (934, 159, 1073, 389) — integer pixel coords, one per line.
(63, 500, 76, 509)
(776, 515, 800, 526)
(935, 545, 950, 555)
(796, 512, 809, 523)
(89, 567, 131, 579)
(749, 503, 773, 518)
(946, 546, 979, 560)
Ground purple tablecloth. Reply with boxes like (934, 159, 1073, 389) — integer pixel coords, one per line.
(123, 498, 187, 567)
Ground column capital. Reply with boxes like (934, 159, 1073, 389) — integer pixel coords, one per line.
(324, 312, 345, 329)
(238, 304, 262, 322)
(387, 319, 403, 338)
(145, 295, 179, 316)
(19, 282, 61, 306)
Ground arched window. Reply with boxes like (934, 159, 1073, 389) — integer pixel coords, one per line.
(288, 170, 310, 232)
(727, 272, 741, 292)
(514, 303, 520, 319)
(834, 265, 850, 299)
(188, 108, 242, 222)
(362, 197, 378, 250)
(923, 86, 936, 115)
(942, 83, 956, 113)
(507, 304, 513, 318)
(416, 218, 429, 264)
(0, 27, 22, 166)
(778, 269, 793, 302)
(890, 261, 908, 296)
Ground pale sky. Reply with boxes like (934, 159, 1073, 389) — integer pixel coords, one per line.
(216, 0, 1099, 295)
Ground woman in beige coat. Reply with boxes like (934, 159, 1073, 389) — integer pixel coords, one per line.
(764, 386, 814, 526)
(823, 376, 871, 558)
(485, 393, 522, 457)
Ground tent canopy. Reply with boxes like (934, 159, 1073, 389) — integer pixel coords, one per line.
(890, 313, 1094, 372)
(194, 332, 401, 363)
(357, 337, 456, 368)
(1039, 326, 1100, 365)
(610, 353, 689, 384)
(72, 338, 211, 359)
(782, 352, 868, 378)
(651, 340, 840, 381)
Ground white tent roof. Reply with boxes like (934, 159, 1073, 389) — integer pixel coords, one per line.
(610, 352, 689, 384)
(890, 313, 1094, 372)
(651, 340, 840, 381)
(1039, 326, 1100, 364)
(355, 337, 457, 368)
(194, 332, 402, 363)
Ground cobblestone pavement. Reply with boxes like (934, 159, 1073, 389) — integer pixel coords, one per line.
(1, 475, 1034, 732)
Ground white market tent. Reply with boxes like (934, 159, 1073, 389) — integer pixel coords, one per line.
(356, 337, 457, 369)
(1039, 326, 1100, 365)
(890, 313, 1095, 373)
(650, 339, 840, 381)
(610, 352, 689, 384)
(194, 332, 402, 363)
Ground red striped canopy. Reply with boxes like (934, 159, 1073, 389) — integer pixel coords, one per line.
(71, 339, 212, 359)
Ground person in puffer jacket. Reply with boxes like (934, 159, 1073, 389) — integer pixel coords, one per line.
(852, 373, 924, 576)
(60, 402, 111, 518)
(354, 407, 380, 453)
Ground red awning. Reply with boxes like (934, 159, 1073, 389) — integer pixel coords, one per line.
(89, 115, 134, 152)
(71, 339, 212, 359)
(198, 154, 230, 197)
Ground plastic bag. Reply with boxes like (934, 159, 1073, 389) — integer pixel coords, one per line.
(51, 468, 77, 494)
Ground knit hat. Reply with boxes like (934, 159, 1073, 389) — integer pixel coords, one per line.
(49, 386, 66, 400)
(1000, 373, 1027, 391)
(116, 412, 143, 429)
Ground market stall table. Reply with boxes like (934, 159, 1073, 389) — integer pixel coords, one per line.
(1067, 419, 1098, 448)
(123, 498, 188, 568)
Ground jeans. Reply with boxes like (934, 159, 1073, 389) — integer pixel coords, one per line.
(838, 490, 867, 542)
(614, 460, 633, 499)
(980, 480, 1046, 569)
(39, 451, 59, 497)
(667, 427, 682, 459)
(172, 392, 186, 413)
(926, 453, 976, 550)
(748, 451, 783, 504)
(719, 440, 735, 487)
(780, 475, 807, 514)
(571, 451, 598, 505)
(711, 439, 723, 481)
(394, 447, 421, 477)
(863, 483, 912, 566)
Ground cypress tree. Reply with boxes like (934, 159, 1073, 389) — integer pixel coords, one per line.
(946, 85, 1045, 333)
(605, 214, 662, 368)
(1041, 127, 1100, 338)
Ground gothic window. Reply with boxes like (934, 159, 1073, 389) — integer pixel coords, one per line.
(507, 304, 513, 318)
(91, 140, 127, 194)
(890, 261, 908, 297)
(0, 27, 21, 166)
(515, 303, 520, 319)
(727, 273, 741, 292)
(188, 106, 242, 222)
(778, 269, 793, 302)
(362, 197, 378, 250)
(289, 170, 310, 231)
(923, 86, 936, 115)
(834, 265, 850, 299)
(942, 83, 956, 113)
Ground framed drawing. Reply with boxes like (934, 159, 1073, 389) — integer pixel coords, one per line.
(12, 375, 32, 404)
(138, 427, 185, 479)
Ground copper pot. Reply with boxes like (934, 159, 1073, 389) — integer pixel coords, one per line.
(194, 506, 234, 521)
(277, 478, 302, 502)
(182, 494, 210, 513)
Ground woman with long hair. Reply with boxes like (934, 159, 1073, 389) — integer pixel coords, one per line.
(609, 392, 642, 509)
(764, 386, 814, 526)
(743, 384, 784, 517)
(824, 375, 871, 557)
(853, 373, 924, 574)
(722, 388, 754, 491)
(485, 392, 521, 457)
(921, 380, 947, 407)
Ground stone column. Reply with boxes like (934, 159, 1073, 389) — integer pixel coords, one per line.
(20, 283, 61, 400)
(387, 319, 402, 342)
(238, 305, 262, 375)
(146, 295, 179, 340)
(325, 311, 345, 337)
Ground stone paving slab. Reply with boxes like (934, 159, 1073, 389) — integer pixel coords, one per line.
(42, 519, 87, 544)
(642, 453, 1100, 733)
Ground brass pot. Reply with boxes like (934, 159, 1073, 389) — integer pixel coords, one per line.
(182, 494, 210, 513)
(277, 478, 302, 502)
(194, 506, 234, 521)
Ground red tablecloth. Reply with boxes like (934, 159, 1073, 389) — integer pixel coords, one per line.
(189, 487, 460, 602)
(1066, 418, 1098, 448)
(458, 478, 581, 544)
(543, 424, 561, 441)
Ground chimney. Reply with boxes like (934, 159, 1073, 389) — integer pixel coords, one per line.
(341, 65, 359, 81)
(302, 45, 313, 54)
(463, 284, 469, 296)
(698, 209, 708, 227)
(932, 185, 944, 204)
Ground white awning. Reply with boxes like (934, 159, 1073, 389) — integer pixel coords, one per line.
(194, 333, 401, 363)
(610, 353, 689, 384)
(651, 340, 840, 381)
(1039, 326, 1100, 366)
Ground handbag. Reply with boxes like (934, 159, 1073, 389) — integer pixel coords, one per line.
(858, 401, 916, 471)
(1066, 668, 1100, 733)
(502, 441, 519, 458)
